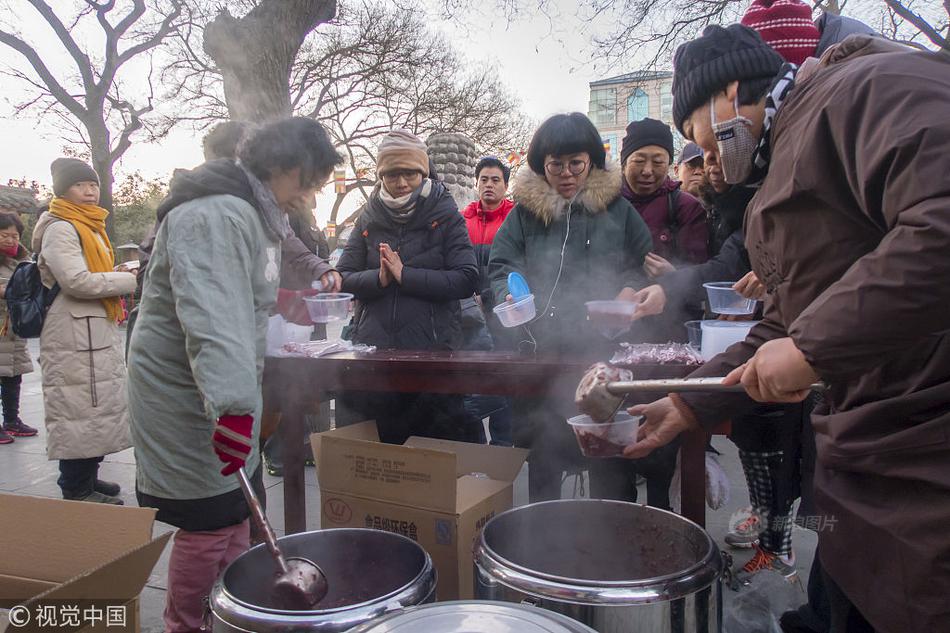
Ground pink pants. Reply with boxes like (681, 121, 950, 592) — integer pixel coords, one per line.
(164, 520, 250, 633)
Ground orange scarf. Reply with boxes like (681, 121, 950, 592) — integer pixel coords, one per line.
(48, 198, 122, 323)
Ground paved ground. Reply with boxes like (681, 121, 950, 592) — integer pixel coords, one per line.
(2, 338, 814, 631)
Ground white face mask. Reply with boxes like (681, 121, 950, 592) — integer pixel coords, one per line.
(709, 95, 759, 185)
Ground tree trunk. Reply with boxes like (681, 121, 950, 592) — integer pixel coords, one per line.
(203, 0, 337, 121)
(88, 119, 116, 238)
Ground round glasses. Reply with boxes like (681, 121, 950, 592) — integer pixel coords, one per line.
(544, 159, 589, 176)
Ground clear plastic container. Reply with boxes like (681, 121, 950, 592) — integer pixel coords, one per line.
(684, 320, 703, 350)
(303, 292, 354, 323)
(585, 300, 638, 339)
(700, 320, 759, 360)
(703, 282, 757, 315)
(567, 412, 642, 458)
(493, 294, 536, 328)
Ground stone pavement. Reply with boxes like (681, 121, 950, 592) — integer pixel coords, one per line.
(1, 339, 816, 631)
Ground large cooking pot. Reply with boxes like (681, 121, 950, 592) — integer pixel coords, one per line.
(210, 528, 436, 632)
(474, 500, 722, 633)
(348, 600, 598, 632)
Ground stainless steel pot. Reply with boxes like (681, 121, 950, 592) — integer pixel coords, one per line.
(347, 600, 598, 633)
(474, 500, 722, 633)
(210, 528, 436, 632)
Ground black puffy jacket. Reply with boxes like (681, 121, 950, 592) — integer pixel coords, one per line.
(338, 181, 479, 350)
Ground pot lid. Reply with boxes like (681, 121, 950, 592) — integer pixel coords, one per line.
(347, 601, 596, 633)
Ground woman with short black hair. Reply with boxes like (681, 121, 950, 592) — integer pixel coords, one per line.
(488, 112, 654, 502)
(128, 117, 342, 633)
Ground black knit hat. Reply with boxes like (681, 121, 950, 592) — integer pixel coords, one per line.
(672, 24, 785, 135)
(620, 118, 675, 165)
(50, 158, 99, 197)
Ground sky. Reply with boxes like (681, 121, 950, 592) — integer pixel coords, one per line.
(0, 1, 633, 226)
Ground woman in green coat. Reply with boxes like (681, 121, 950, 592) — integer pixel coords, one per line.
(488, 112, 655, 501)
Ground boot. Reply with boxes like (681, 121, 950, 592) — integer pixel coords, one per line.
(66, 490, 124, 505)
(94, 479, 121, 497)
(3, 418, 38, 437)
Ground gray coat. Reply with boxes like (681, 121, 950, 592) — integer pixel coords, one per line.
(128, 194, 278, 500)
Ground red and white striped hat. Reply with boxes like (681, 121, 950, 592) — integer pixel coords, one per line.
(740, 0, 821, 65)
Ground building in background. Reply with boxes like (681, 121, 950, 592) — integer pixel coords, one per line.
(587, 71, 684, 163)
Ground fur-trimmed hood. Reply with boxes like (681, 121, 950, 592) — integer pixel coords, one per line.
(510, 162, 623, 226)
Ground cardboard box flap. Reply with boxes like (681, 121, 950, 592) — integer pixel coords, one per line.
(311, 420, 380, 460)
(0, 576, 56, 607)
(0, 494, 156, 583)
(455, 475, 510, 515)
(316, 427, 459, 513)
(403, 437, 528, 483)
(26, 532, 172, 605)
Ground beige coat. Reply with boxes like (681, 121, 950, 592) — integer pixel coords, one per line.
(0, 247, 35, 377)
(31, 213, 137, 460)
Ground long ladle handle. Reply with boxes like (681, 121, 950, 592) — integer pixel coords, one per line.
(236, 467, 289, 575)
(605, 377, 826, 395)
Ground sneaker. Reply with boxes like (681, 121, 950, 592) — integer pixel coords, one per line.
(94, 479, 121, 497)
(2, 419, 38, 437)
(735, 545, 797, 585)
(725, 508, 763, 549)
(0, 428, 13, 445)
(68, 491, 125, 506)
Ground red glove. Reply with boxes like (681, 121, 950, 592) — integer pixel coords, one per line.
(212, 414, 254, 476)
(276, 288, 318, 326)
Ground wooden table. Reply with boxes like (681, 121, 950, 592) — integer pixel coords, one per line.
(264, 350, 719, 534)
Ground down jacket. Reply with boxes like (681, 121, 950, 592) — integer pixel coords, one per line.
(32, 212, 137, 460)
(0, 245, 35, 377)
(338, 180, 479, 350)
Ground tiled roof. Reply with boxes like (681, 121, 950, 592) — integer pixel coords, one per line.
(0, 186, 40, 214)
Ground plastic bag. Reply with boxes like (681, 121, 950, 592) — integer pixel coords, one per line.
(724, 569, 806, 633)
(280, 339, 376, 358)
(668, 451, 731, 512)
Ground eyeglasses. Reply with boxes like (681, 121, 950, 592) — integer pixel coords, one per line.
(544, 159, 589, 176)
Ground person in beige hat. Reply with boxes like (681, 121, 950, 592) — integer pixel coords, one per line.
(336, 129, 481, 444)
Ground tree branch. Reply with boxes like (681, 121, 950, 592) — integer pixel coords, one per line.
(0, 29, 87, 120)
(883, 0, 948, 48)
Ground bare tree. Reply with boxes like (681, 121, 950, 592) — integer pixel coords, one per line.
(881, 0, 949, 49)
(0, 0, 185, 234)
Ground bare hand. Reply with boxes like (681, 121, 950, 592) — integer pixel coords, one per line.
(320, 270, 342, 293)
(733, 271, 766, 301)
(644, 252, 676, 278)
(623, 397, 699, 459)
(379, 257, 391, 288)
(723, 337, 818, 403)
(380, 243, 404, 284)
(631, 284, 666, 320)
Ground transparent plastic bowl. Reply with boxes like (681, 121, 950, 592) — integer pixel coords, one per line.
(493, 294, 536, 328)
(700, 320, 759, 361)
(585, 300, 638, 339)
(303, 292, 354, 323)
(684, 320, 703, 350)
(703, 282, 756, 315)
(567, 412, 642, 458)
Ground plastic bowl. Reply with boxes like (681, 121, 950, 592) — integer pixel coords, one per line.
(703, 282, 756, 315)
(493, 294, 536, 328)
(700, 320, 760, 361)
(303, 292, 354, 323)
(585, 300, 638, 339)
(684, 320, 703, 350)
(567, 412, 642, 458)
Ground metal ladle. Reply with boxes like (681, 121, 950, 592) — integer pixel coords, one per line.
(235, 467, 329, 609)
(576, 362, 825, 422)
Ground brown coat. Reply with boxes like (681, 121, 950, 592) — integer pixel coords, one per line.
(682, 37, 950, 633)
(32, 213, 137, 460)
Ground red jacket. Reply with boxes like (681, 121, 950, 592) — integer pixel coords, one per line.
(462, 198, 514, 302)
(621, 177, 709, 265)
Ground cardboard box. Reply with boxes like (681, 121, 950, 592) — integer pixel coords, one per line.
(312, 422, 527, 600)
(0, 494, 172, 633)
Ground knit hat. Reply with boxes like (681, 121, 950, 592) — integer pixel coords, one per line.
(376, 130, 429, 177)
(741, 0, 820, 65)
(620, 118, 675, 164)
(50, 158, 99, 197)
(672, 24, 785, 135)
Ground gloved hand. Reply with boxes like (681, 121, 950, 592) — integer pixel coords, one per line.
(212, 414, 253, 476)
(276, 288, 318, 325)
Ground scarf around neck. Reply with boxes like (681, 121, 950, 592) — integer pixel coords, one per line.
(746, 63, 798, 188)
(378, 179, 432, 224)
(47, 197, 123, 322)
(238, 163, 293, 241)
